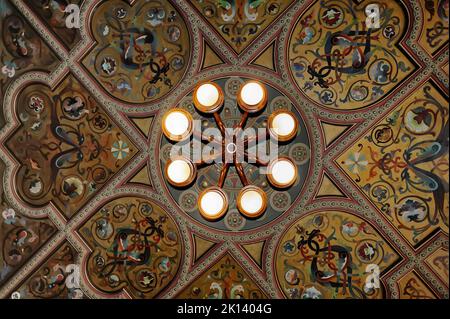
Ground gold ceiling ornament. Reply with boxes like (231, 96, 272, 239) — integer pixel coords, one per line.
(162, 80, 299, 221)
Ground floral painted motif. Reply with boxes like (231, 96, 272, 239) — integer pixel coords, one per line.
(111, 140, 130, 160)
(339, 83, 449, 245)
(275, 211, 399, 299)
(1, 208, 15, 224)
(5, 76, 136, 218)
(177, 254, 267, 299)
(288, 0, 415, 109)
(344, 152, 368, 175)
(83, 0, 191, 103)
(79, 197, 182, 298)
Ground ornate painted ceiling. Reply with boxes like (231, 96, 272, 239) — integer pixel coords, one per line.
(0, 0, 448, 300)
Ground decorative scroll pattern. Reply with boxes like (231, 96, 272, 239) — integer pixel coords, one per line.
(0, 160, 56, 286)
(288, 0, 415, 109)
(177, 254, 267, 299)
(339, 83, 449, 246)
(11, 242, 83, 299)
(5, 76, 136, 218)
(0, 0, 59, 126)
(79, 197, 182, 299)
(424, 246, 449, 286)
(275, 211, 399, 299)
(83, 0, 191, 103)
(24, 0, 82, 50)
(419, 0, 449, 56)
(398, 271, 437, 299)
(191, 0, 294, 54)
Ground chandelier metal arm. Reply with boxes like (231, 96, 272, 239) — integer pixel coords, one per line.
(218, 163, 230, 188)
(213, 112, 226, 136)
(234, 160, 249, 186)
(236, 111, 249, 130)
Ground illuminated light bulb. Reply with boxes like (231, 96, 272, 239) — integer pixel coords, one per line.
(198, 187, 228, 221)
(196, 83, 219, 106)
(165, 157, 196, 187)
(268, 110, 298, 142)
(241, 82, 264, 105)
(267, 157, 297, 188)
(237, 81, 267, 113)
(237, 186, 267, 218)
(162, 109, 193, 142)
(193, 82, 224, 113)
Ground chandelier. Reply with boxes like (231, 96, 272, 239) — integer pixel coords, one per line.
(162, 80, 299, 221)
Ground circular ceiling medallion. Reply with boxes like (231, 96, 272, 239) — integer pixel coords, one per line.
(287, 0, 414, 110)
(83, 0, 191, 103)
(275, 211, 400, 299)
(160, 77, 311, 231)
(80, 197, 182, 299)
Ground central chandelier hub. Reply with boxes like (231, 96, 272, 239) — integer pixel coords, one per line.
(162, 80, 299, 222)
(226, 142, 237, 155)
